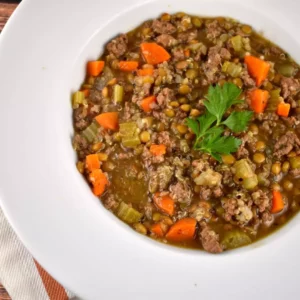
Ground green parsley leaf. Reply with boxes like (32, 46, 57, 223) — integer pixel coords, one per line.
(204, 83, 242, 124)
(186, 83, 252, 161)
(186, 118, 199, 136)
(197, 112, 217, 137)
(222, 111, 253, 133)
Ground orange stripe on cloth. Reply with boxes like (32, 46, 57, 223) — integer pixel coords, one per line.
(34, 261, 68, 300)
(0, 284, 11, 300)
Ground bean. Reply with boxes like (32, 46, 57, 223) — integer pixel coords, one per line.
(186, 69, 198, 79)
(140, 131, 151, 143)
(179, 97, 188, 104)
(102, 161, 115, 172)
(282, 161, 290, 173)
(190, 109, 201, 117)
(194, 185, 201, 193)
(87, 76, 95, 85)
(92, 142, 103, 152)
(155, 76, 162, 86)
(113, 132, 122, 142)
(271, 162, 281, 175)
(142, 27, 151, 36)
(192, 17, 203, 28)
(143, 76, 154, 84)
(134, 145, 144, 155)
(97, 153, 108, 161)
(283, 180, 293, 191)
(177, 124, 188, 134)
(253, 153, 266, 164)
(176, 61, 189, 69)
(133, 223, 147, 235)
(255, 141, 266, 151)
(170, 101, 180, 107)
(180, 104, 191, 112)
(264, 81, 273, 91)
(152, 212, 162, 222)
(288, 151, 296, 158)
(76, 161, 84, 173)
(102, 87, 108, 98)
(249, 124, 259, 135)
(232, 78, 243, 88)
(179, 84, 191, 94)
(222, 154, 236, 165)
(164, 109, 175, 117)
(290, 156, 300, 169)
(272, 183, 281, 191)
(161, 13, 171, 21)
(241, 25, 252, 34)
(107, 78, 117, 86)
(157, 122, 165, 132)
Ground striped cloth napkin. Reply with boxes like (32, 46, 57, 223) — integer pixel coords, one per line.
(0, 208, 75, 300)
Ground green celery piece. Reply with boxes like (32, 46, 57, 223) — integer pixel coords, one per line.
(117, 202, 142, 224)
(113, 84, 124, 103)
(82, 122, 99, 143)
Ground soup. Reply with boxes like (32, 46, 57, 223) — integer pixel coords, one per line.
(72, 13, 300, 253)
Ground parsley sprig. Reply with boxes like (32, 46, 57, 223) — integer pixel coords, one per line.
(186, 83, 253, 162)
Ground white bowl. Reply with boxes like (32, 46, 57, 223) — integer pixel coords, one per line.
(1, 0, 300, 299)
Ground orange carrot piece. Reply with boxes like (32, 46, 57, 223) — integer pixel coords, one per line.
(119, 61, 139, 72)
(249, 89, 269, 113)
(153, 193, 175, 216)
(137, 68, 154, 76)
(166, 218, 197, 242)
(277, 102, 290, 117)
(140, 96, 156, 112)
(85, 154, 100, 172)
(87, 61, 105, 77)
(95, 112, 119, 131)
(244, 55, 270, 86)
(81, 89, 90, 98)
(150, 223, 164, 237)
(271, 190, 285, 213)
(89, 169, 109, 196)
(184, 49, 190, 57)
(141, 43, 171, 65)
(150, 144, 167, 156)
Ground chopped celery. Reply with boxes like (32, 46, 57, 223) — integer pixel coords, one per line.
(222, 61, 242, 77)
(234, 159, 254, 179)
(243, 174, 258, 190)
(119, 122, 137, 136)
(230, 35, 243, 52)
(266, 89, 281, 112)
(113, 84, 124, 103)
(119, 122, 141, 148)
(222, 230, 251, 249)
(194, 169, 222, 186)
(117, 202, 142, 224)
(72, 91, 85, 109)
(82, 122, 99, 143)
(122, 136, 141, 148)
(275, 63, 295, 77)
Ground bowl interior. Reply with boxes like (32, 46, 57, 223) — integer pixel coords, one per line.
(1, 0, 300, 299)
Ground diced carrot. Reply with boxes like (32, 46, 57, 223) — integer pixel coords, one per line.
(87, 61, 105, 77)
(141, 43, 171, 65)
(119, 61, 139, 72)
(150, 223, 164, 237)
(150, 144, 167, 156)
(153, 193, 175, 216)
(89, 169, 109, 196)
(184, 49, 190, 57)
(81, 89, 90, 97)
(271, 190, 285, 213)
(85, 154, 100, 172)
(140, 95, 156, 112)
(249, 89, 269, 113)
(166, 218, 197, 242)
(244, 55, 270, 86)
(277, 102, 290, 117)
(95, 112, 119, 131)
(137, 68, 154, 76)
